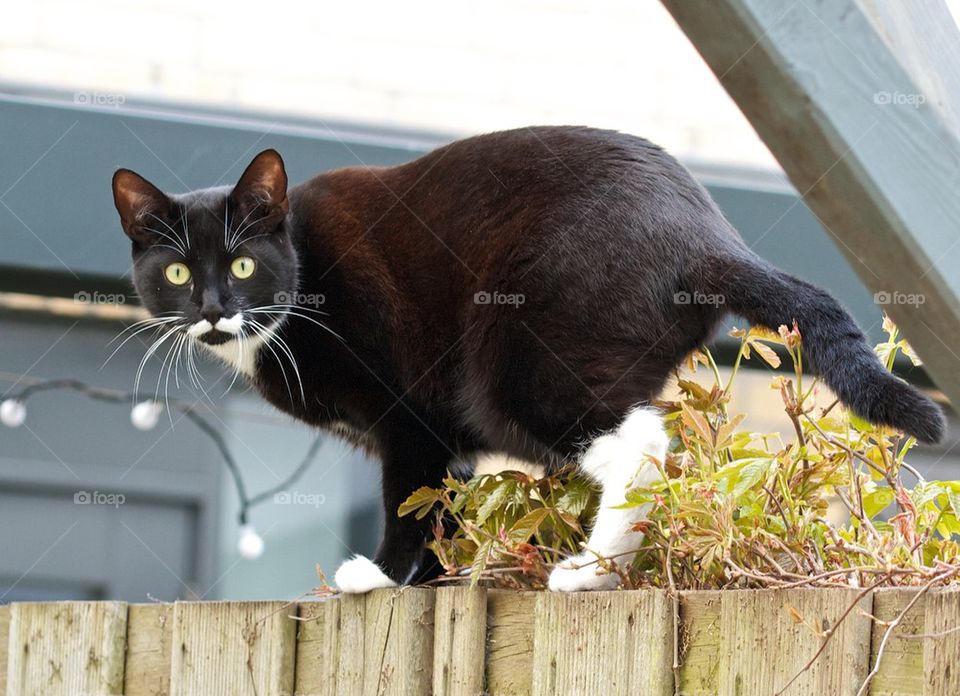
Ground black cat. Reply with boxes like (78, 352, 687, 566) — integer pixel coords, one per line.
(112, 126, 944, 592)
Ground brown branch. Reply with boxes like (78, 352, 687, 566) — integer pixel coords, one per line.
(857, 566, 960, 696)
(775, 572, 894, 696)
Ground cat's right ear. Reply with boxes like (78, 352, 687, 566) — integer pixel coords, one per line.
(112, 169, 173, 247)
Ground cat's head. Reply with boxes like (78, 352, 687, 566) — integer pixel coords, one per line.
(112, 149, 298, 346)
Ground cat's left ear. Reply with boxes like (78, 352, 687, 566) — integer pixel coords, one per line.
(231, 149, 289, 222)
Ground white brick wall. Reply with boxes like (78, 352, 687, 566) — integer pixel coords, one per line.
(1, 0, 779, 167)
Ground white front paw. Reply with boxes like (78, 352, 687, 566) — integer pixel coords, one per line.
(335, 555, 398, 593)
(548, 555, 620, 592)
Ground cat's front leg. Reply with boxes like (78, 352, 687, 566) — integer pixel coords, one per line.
(335, 440, 452, 593)
(548, 407, 667, 591)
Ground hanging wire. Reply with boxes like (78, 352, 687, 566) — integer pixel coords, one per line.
(0, 378, 325, 556)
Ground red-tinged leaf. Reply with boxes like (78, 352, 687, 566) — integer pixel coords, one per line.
(681, 402, 715, 448)
(749, 339, 782, 368)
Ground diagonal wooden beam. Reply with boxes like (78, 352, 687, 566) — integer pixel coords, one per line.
(661, 0, 960, 415)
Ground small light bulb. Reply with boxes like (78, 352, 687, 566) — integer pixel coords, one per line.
(0, 399, 26, 427)
(130, 400, 163, 431)
(238, 524, 264, 560)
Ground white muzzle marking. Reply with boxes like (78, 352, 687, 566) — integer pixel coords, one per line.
(187, 313, 243, 338)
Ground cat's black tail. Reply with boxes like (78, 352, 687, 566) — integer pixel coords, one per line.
(698, 252, 946, 444)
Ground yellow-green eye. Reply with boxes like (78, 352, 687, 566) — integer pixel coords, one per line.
(230, 256, 256, 279)
(164, 262, 191, 286)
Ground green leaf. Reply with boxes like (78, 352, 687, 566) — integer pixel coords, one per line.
(863, 487, 894, 518)
(476, 480, 513, 525)
(398, 486, 443, 519)
(556, 478, 598, 517)
(506, 508, 552, 545)
(470, 538, 493, 586)
(715, 458, 774, 498)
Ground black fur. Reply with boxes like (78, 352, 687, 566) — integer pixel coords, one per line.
(113, 126, 945, 584)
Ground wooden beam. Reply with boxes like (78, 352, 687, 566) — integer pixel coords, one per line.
(661, 0, 960, 415)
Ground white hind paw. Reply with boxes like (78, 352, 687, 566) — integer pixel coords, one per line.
(548, 554, 620, 592)
(335, 555, 398, 593)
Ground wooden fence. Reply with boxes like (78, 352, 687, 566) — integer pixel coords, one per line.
(1, 587, 958, 695)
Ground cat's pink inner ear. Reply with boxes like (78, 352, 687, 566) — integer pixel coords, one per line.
(234, 149, 288, 215)
(112, 169, 171, 237)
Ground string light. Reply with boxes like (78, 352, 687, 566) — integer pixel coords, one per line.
(0, 398, 26, 427)
(0, 379, 324, 558)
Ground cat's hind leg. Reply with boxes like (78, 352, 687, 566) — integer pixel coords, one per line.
(548, 406, 666, 591)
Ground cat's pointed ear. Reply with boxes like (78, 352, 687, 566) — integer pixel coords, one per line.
(231, 149, 289, 221)
(112, 169, 174, 246)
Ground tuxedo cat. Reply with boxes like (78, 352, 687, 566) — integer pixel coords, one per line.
(112, 126, 944, 592)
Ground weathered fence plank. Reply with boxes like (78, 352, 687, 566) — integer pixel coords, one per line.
(4, 588, 956, 694)
(0, 604, 9, 696)
(124, 603, 173, 696)
(531, 591, 673, 696)
(5, 601, 127, 696)
(718, 589, 871, 696)
(486, 590, 536, 695)
(169, 601, 296, 696)
(330, 589, 436, 695)
(868, 588, 926, 696)
(336, 594, 367, 692)
(922, 588, 960, 695)
(294, 600, 341, 696)
(677, 590, 722, 695)
(433, 586, 487, 696)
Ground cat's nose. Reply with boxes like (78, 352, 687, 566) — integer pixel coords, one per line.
(201, 309, 223, 326)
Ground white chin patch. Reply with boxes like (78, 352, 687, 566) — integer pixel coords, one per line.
(335, 555, 398, 594)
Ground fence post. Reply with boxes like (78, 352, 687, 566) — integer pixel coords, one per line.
(486, 590, 537, 695)
(124, 603, 173, 696)
(0, 605, 10, 696)
(717, 589, 871, 695)
(295, 599, 341, 696)
(329, 589, 436, 695)
(169, 601, 296, 696)
(5, 601, 128, 695)
(433, 586, 487, 696)
(532, 591, 674, 696)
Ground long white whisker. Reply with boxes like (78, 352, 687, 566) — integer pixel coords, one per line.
(180, 206, 190, 248)
(154, 329, 182, 401)
(248, 319, 305, 406)
(108, 314, 181, 346)
(102, 318, 182, 369)
(134, 324, 181, 401)
(227, 206, 265, 251)
(141, 225, 187, 256)
(222, 333, 245, 396)
(144, 212, 187, 252)
(247, 319, 300, 406)
(223, 199, 231, 248)
(247, 308, 343, 342)
(159, 334, 184, 427)
(253, 303, 330, 317)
